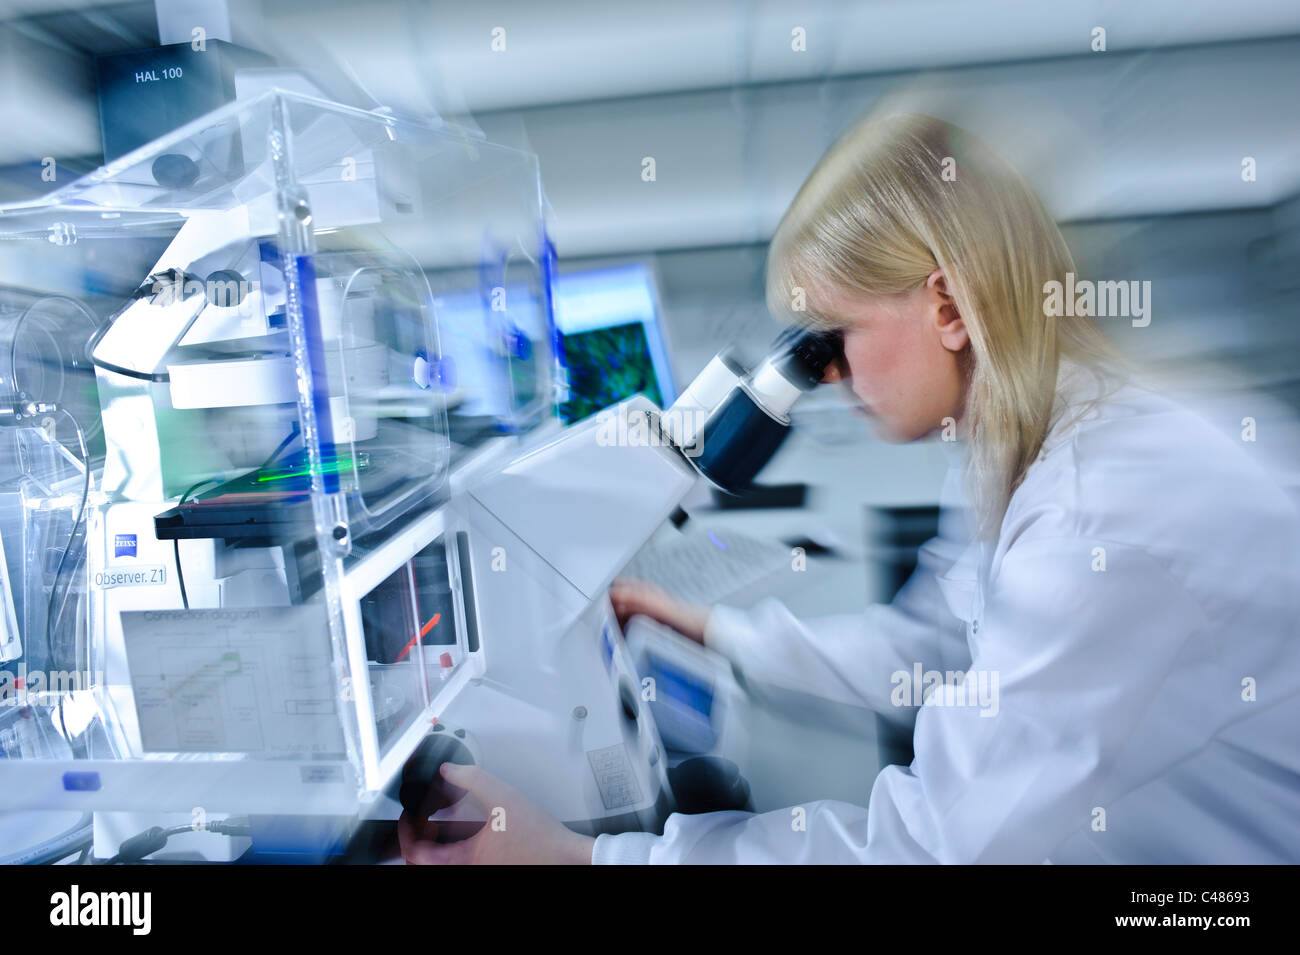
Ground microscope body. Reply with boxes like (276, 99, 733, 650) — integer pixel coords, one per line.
(433, 397, 696, 831)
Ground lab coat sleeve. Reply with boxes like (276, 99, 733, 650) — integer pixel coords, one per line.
(701, 536, 967, 725)
(594, 537, 1207, 863)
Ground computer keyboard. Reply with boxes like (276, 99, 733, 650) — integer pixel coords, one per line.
(621, 526, 793, 606)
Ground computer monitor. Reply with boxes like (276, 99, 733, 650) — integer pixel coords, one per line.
(431, 263, 675, 428)
(553, 263, 676, 424)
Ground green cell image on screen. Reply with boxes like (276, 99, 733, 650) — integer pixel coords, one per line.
(560, 321, 663, 424)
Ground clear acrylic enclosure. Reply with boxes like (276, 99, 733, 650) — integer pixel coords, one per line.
(0, 90, 554, 813)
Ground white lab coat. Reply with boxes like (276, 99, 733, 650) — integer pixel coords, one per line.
(594, 362, 1300, 863)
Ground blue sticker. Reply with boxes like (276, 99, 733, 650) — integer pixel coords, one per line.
(114, 534, 137, 558)
(509, 329, 531, 361)
(62, 771, 101, 792)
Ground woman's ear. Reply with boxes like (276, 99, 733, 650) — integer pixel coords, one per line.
(926, 268, 968, 352)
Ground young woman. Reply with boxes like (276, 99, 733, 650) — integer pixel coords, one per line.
(399, 113, 1300, 865)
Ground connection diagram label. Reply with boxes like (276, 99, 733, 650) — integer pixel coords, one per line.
(120, 605, 345, 757)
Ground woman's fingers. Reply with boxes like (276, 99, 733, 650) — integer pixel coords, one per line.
(439, 761, 511, 806)
(399, 763, 594, 864)
(609, 578, 663, 626)
(609, 577, 710, 642)
(398, 764, 504, 865)
(397, 811, 480, 865)
(397, 811, 444, 864)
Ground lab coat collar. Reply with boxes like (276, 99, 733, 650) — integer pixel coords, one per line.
(1039, 359, 1116, 457)
(937, 359, 1119, 622)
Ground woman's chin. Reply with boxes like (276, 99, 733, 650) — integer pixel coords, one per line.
(848, 403, 908, 442)
(861, 414, 919, 444)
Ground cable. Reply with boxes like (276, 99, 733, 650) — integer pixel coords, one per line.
(43, 408, 90, 742)
(259, 423, 301, 471)
(83, 270, 208, 385)
(6, 295, 99, 412)
(85, 357, 168, 383)
(0, 815, 93, 865)
(172, 478, 223, 610)
(95, 819, 253, 865)
(172, 423, 299, 609)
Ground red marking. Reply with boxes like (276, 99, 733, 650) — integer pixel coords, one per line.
(394, 613, 441, 663)
(439, 652, 453, 669)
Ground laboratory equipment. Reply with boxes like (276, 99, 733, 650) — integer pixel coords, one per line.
(0, 74, 840, 860)
(621, 526, 793, 607)
(664, 325, 843, 491)
(400, 325, 843, 834)
(96, 40, 273, 173)
(623, 615, 746, 759)
(0, 88, 563, 860)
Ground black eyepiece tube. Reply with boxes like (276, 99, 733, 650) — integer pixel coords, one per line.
(686, 326, 844, 493)
(773, 327, 844, 390)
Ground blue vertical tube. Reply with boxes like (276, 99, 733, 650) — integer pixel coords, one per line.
(540, 228, 567, 410)
(295, 254, 338, 494)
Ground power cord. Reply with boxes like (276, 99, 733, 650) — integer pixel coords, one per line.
(43, 408, 90, 742)
(95, 819, 253, 865)
(170, 424, 299, 610)
(172, 478, 223, 610)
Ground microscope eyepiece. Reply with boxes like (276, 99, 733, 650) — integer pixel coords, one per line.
(773, 327, 844, 390)
(667, 324, 844, 494)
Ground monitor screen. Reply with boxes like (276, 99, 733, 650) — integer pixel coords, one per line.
(553, 264, 675, 424)
(431, 263, 674, 428)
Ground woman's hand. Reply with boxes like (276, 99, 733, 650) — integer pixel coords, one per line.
(397, 763, 594, 865)
(609, 577, 711, 644)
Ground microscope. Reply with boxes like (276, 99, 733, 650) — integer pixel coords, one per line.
(398, 324, 843, 839)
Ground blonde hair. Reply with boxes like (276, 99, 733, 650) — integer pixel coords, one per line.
(767, 113, 1119, 537)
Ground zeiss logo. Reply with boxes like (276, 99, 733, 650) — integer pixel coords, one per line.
(113, 534, 137, 558)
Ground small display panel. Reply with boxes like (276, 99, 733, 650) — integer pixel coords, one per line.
(646, 651, 714, 719)
(358, 535, 460, 755)
(360, 537, 456, 664)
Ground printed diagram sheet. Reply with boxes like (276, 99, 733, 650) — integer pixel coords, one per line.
(120, 605, 346, 757)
